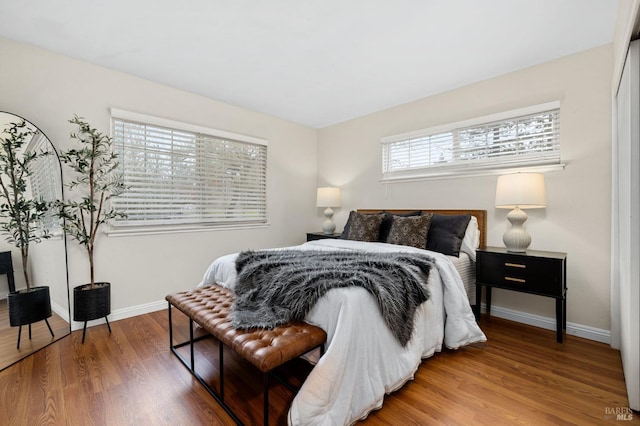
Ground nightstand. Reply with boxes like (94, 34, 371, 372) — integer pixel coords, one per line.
(306, 232, 341, 242)
(475, 246, 567, 343)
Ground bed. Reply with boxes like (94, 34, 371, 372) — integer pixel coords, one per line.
(198, 209, 487, 425)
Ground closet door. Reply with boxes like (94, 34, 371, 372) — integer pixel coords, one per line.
(615, 39, 640, 411)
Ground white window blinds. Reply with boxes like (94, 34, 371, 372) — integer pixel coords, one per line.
(381, 102, 562, 180)
(26, 131, 62, 236)
(111, 112, 267, 227)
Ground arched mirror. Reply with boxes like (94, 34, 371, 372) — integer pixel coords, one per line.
(0, 112, 69, 370)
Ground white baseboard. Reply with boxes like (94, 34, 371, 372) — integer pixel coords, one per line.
(51, 300, 70, 323)
(481, 303, 611, 344)
(71, 298, 612, 345)
(70, 299, 167, 331)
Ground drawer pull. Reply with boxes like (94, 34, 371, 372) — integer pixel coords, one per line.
(505, 262, 526, 269)
(505, 277, 526, 283)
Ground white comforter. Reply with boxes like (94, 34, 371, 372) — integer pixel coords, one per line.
(199, 239, 486, 425)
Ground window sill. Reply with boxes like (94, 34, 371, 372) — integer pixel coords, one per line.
(381, 163, 566, 183)
(106, 222, 270, 237)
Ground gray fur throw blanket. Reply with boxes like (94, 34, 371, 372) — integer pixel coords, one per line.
(232, 250, 433, 346)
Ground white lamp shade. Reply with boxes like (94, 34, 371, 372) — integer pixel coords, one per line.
(495, 173, 547, 209)
(316, 187, 341, 207)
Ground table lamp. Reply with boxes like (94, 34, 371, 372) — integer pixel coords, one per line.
(316, 187, 341, 234)
(495, 172, 546, 252)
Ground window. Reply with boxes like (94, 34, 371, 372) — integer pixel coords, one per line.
(26, 131, 62, 236)
(381, 102, 562, 181)
(110, 109, 267, 229)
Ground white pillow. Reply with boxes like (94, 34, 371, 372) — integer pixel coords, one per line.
(460, 216, 480, 261)
(198, 253, 239, 290)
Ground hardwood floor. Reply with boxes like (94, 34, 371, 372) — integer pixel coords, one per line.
(0, 309, 636, 425)
(0, 299, 70, 371)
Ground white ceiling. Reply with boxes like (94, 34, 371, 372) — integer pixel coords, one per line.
(0, 1, 618, 128)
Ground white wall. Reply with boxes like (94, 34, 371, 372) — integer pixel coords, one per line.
(318, 45, 613, 333)
(0, 36, 615, 335)
(0, 37, 318, 323)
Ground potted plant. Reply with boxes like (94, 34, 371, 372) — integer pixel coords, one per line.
(55, 115, 127, 343)
(0, 119, 54, 349)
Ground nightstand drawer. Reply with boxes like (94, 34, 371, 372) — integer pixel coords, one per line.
(476, 251, 564, 297)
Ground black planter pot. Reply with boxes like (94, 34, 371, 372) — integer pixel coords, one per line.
(73, 282, 111, 321)
(7, 286, 55, 349)
(73, 282, 111, 343)
(8, 286, 52, 326)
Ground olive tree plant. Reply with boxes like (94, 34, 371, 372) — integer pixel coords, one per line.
(55, 115, 127, 288)
(0, 120, 51, 290)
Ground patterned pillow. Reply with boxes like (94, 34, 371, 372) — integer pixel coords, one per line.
(346, 212, 385, 242)
(341, 210, 421, 241)
(386, 214, 433, 249)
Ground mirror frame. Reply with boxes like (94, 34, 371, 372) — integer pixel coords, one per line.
(0, 111, 70, 370)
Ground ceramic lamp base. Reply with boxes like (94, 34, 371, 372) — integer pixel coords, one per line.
(503, 207, 531, 252)
(322, 207, 336, 234)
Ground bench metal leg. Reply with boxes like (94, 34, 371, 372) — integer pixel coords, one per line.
(219, 340, 224, 401)
(264, 372, 269, 426)
(168, 303, 173, 349)
(189, 318, 195, 370)
(167, 301, 326, 426)
(167, 302, 243, 425)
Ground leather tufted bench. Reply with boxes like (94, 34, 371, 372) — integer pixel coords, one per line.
(166, 285, 326, 426)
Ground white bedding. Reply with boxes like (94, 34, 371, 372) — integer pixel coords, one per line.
(199, 239, 486, 425)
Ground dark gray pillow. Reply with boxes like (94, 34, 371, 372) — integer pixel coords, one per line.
(426, 214, 472, 256)
(386, 214, 433, 249)
(344, 212, 385, 242)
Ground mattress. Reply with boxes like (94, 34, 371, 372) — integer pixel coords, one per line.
(449, 252, 476, 305)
